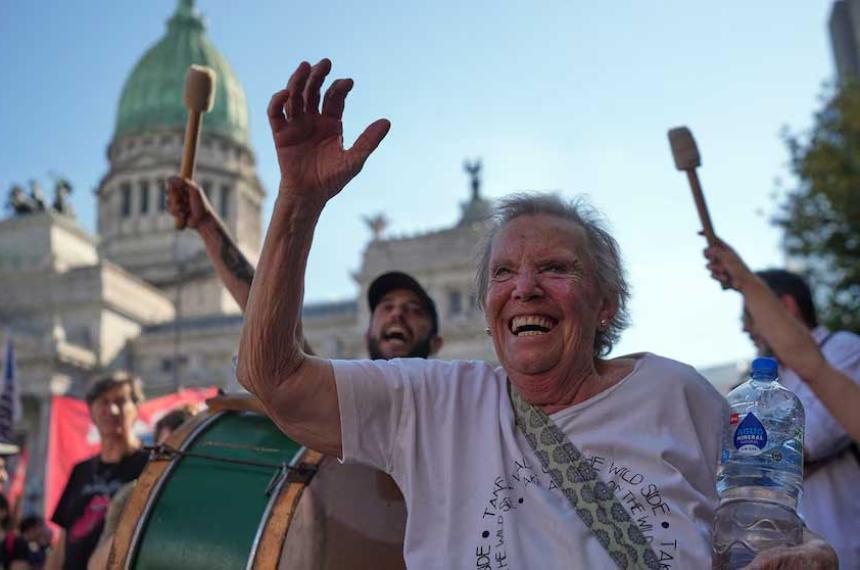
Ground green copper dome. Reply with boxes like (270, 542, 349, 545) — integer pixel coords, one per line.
(114, 0, 249, 145)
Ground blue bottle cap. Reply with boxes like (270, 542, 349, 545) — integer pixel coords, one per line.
(751, 357, 778, 380)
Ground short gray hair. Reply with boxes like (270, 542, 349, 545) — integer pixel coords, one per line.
(475, 193, 630, 357)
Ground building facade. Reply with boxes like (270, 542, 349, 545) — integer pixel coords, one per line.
(0, 0, 494, 514)
(2, 0, 751, 516)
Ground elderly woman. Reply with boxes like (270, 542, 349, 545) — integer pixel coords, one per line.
(238, 59, 832, 569)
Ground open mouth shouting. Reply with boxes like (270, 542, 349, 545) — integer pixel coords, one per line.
(381, 325, 411, 346)
(509, 315, 558, 337)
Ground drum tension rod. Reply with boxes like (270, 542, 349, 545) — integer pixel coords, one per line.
(145, 444, 320, 497)
(265, 461, 319, 496)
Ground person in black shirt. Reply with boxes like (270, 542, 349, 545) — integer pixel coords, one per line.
(48, 373, 148, 570)
(85, 405, 196, 570)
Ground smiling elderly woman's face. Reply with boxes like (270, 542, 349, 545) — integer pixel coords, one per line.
(484, 214, 615, 378)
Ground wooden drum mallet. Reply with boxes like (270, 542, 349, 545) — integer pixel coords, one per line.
(667, 126, 719, 247)
(176, 64, 216, 230)
(668, 126, 729, 288)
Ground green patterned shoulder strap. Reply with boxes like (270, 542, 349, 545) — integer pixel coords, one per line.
(509, 383, 659, 570)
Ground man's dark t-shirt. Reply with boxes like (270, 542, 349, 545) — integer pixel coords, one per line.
(51, 451, 148, 570)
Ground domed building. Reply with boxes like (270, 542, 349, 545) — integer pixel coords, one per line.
(97, 0, 264, 316)
(0, 0, 269, 515)
(0, 0, 500, 516)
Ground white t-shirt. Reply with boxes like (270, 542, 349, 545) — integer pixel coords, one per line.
(335, 352, 727, 569)
(781, 327, 860, 569)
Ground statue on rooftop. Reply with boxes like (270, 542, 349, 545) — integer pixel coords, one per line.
(363, 212, 389, 241)
(5, 177, 77, 218)
(463, 158, 482, 202)
(458, 158, 491, 227)
(6, 184, 37, 215)
(28, 180, 47, 211)
(52, 178, 75, 216)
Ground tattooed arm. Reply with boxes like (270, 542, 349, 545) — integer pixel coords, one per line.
(198, 216, 255, 310)
(166, 176, 255, 310)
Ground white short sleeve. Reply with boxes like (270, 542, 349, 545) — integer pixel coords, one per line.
(333, 358, 416, 472)
(797, 331, 860, 460)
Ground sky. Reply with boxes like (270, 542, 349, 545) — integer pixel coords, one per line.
(0, 1, 837, 369)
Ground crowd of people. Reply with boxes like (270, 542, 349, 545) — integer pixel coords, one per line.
(0, 373, 198, 570)
(0, 493, 51, 570)
(6, 57, 857, 569)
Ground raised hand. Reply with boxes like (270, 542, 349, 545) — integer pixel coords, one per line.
(703, 237, 754, 292)
(166, 176, 215, 230)
(268, 58, 391, 205)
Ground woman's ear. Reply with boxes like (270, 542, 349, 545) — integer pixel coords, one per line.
(597, 297, 618, 329)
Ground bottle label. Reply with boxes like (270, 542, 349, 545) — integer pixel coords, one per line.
(733, 412, 767, 455)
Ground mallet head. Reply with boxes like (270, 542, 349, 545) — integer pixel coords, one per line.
(668, 126, 701, 170)
(184, 65, 216, 112)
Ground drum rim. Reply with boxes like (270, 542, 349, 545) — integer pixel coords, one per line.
(110, 407, 327, 570)
(127, 411, 223, 569)
(249, 447, 325, 569)
(245, 445, 307, 570)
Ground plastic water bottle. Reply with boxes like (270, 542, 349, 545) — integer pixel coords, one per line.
(712, 357, 805, 569)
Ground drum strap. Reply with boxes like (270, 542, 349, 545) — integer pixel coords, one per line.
(508, 383, 659, 570)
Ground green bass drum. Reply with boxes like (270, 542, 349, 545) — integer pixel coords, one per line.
(109, 397, 319, 569)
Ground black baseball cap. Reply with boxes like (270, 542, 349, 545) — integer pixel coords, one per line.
(367, 272, 438, 335)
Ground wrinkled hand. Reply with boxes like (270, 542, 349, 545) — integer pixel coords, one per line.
(268, 58, 390, 205)
(166, 176, 215, 230)
(747, 530, 838, 569)
(703, 237, 753, 292)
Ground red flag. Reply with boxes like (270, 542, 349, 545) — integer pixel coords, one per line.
(45, 387, 216, 523)
(8, 446, 28, 506)
(7, 446, 28, 524)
